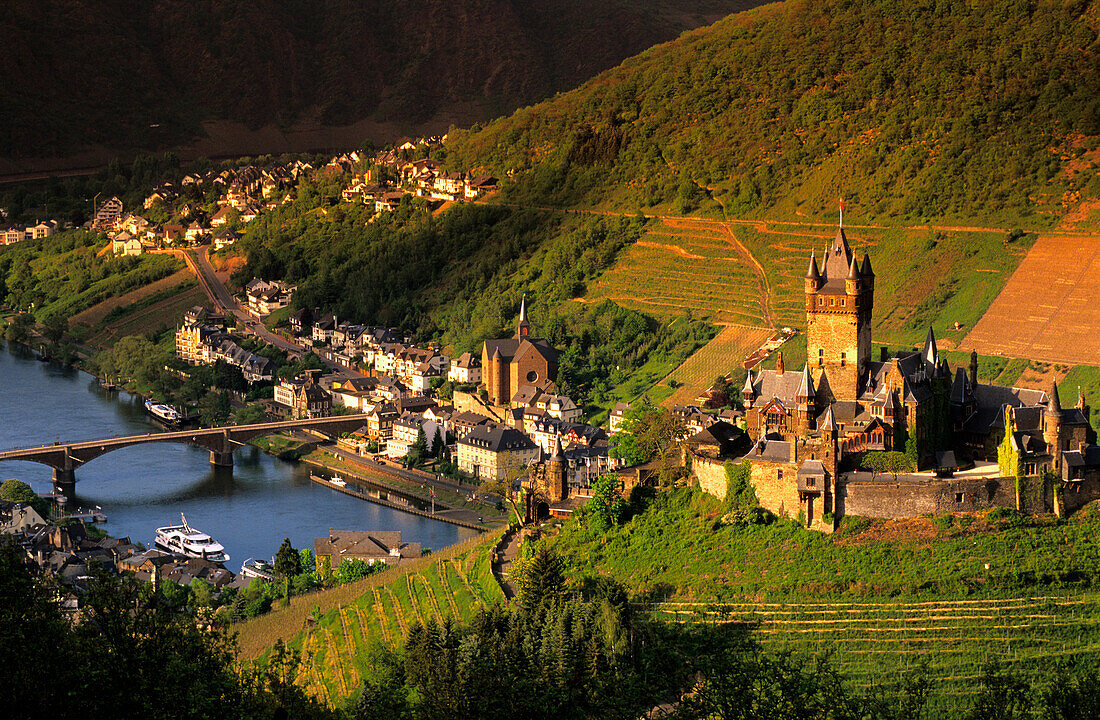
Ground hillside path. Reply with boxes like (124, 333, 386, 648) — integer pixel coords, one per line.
(492, 526, 521, 601)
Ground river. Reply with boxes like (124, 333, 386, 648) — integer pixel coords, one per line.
(0, 341, 476, 565)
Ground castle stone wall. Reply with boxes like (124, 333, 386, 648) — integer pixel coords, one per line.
(749, 461, 800, 518)
(837, 476, 1016, 518)
(692, 455, 728, 500)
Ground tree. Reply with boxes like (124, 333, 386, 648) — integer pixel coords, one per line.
(481, 454, 531, 522)
(4, 313, 33, 344)
(587, 474, 626, 530)
(432, 427, 445, 459)
(0, 478, 48, 516)
(41, 312, 68, 345)
(316, 554, 334, 588)
(609, 402, 687, 483)
(511, 545, 565, 611)
(234, 404, 266, 425)
(965, 661, 1031, 720)
(274, 538, 302, 578)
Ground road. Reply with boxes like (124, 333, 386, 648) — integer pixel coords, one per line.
(185, 245, 367, 378)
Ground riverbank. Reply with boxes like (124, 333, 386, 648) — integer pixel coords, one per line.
(299, 447, 505, 532)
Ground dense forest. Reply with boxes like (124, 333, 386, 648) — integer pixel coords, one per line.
(445, 0, 1100, 224)
(0, 0, 761, 163)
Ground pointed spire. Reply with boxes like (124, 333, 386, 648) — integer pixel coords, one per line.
(847, 256, 860, 281)
(776, 351, 785, 376)
(550, 435, 564, 461)
(742, 371, 755, 400)
(797, 364, 815, 401)
(922, 326, 938, 368)
(820, 404, 837, 433)
(805, 251, 820, 281)
(1047, 378, 1062, 416)
(517, 295, 530, 338)
(861, 252, 874, 277)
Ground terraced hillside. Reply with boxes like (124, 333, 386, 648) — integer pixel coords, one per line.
(586, 217, 769, 325)
(656, 323, 772, 406)
(237, 534, 506, 705)
(649, 593, 1100, 712)
(588, 214, 1036, 349)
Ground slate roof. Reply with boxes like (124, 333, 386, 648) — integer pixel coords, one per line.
(459, 425, 537, 452)
(741, 438, 791, 463)
(482, 337, 559, 364)
(962, 384, 1047, 434)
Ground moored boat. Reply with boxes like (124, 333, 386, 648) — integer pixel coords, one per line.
(330, 475, 347, 487)
(144, 399, 183, 424)
(240, 557, 275, 581)
(154, 513, 229, 562)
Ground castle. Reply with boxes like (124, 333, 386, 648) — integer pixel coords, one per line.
(721, 226, 1100, 525)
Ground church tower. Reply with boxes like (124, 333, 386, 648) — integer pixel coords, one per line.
(805, 224, 873, 402)
(517, 295, 530, 338)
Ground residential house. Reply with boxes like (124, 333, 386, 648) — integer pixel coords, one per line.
(451, 411, 494, 440)
(448, 352, 482, 384)
(111, 233, 144, 257)
(314, 529, 421, 568)
(184, 221, 207, 243)
(375, 191, 406, 213)
(290, 373, 331, 419)
(387, 413, 441, 459)
(213, 228, 242, 250)
(366, 403, 399, 440)
(244, 279, 296, 316)
(211, 206, 236, 227)
(312, 314, 338, 344)
(93, 196, 124, 229)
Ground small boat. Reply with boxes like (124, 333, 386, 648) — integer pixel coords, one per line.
(145, 399, 183, 424)
(154, 513, 229, 563)
(240, 557, 275, 581)
(330, 475, 347, 488)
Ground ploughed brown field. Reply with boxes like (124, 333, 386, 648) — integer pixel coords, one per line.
(960, 234, 1100, 366)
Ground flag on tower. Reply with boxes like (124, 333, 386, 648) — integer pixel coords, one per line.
(839, 197, 845, 227)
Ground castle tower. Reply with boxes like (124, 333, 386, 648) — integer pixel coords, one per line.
(1044, 378, 1064, 474)
(969, 350, 979, 388)
(795, 365, 816, 434)
(547, 436, 567, 501)
(805, 227, 873, 402)
(517, 295, 530, 338)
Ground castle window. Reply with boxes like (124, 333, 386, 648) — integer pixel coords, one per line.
(818, 349, 824, 366)
(840, 352, 846, 367)
(777, 470, 783, 480)
(955, 492, 963, 503)
(806, 478, 816, 488)
(829, 298, 835, 307)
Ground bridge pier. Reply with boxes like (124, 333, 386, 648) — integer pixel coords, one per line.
(52, 467, 76, 496)
(210, 450, 234, 469)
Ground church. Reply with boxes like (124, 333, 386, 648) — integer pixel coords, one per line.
(735, 226, 1098, 524)
(481, 297, 560, 406)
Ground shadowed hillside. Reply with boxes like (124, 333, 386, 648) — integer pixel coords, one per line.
(0, 0, 762, 169)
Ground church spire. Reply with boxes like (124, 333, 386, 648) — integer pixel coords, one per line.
(517, 295, 530, 338)
(922, 326, 938, 368)
(805, 251, 820, 281)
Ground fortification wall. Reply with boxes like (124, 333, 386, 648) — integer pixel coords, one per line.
(838, 476, 1015, 518)
(750, 461, 800, 518)
(692, 455, 728, 500)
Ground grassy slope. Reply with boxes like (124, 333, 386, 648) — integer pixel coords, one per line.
(547, 488, 1100, 710)
(236, 531, 505, 705)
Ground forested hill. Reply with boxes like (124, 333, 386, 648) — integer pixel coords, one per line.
(445, 0, 1100, 225)
(0, 0, 761, 166)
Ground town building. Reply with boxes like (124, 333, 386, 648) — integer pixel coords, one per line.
(457, 425, 539, 481)
(244, 279, 296, 316)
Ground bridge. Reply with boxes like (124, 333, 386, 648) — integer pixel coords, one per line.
(0, 415, 372, 491)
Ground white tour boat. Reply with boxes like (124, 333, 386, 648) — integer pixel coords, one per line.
(330, 475, 347, 487)
(240, 557, 276, 582)
(154, 514, 230, 562)
(144, 399, 183, 424)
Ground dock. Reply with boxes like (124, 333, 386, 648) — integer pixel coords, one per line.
(308, 473, 490, 532)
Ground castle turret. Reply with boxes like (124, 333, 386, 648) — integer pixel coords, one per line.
(861, 252, 875, 313)
(796, 365, 816, 433)
(742, 372, 755, 405)
(1045, 378, 1064, 474)
(845, 256, 861, 296)
(922, 326, 939, 369)
(776, 351, 785, 376)
(969, 350, 979, 388)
